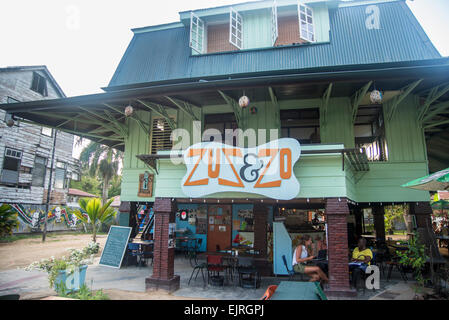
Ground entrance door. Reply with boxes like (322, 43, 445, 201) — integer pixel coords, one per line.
(207, 205, 232, 252)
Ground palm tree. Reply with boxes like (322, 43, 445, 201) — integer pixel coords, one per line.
(74, 198, 116, 243)
(79, 142, 123, 205)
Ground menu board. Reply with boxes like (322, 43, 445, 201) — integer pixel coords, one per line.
(99, 226, 132, 268)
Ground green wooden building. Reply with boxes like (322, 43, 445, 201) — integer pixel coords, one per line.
(1, 0, 448, 296)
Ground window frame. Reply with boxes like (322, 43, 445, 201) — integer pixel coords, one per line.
(229, 7, 243, 50)
(271, 0, 279, 46)
(30, 72, 48, 96)
(54, 161, 67, 189)
(150, 117, 174, 154)
(190, 12, 206, 54)
(32, 156, 47, 187)
(298, 2, 315, 43)
(41, 127, 53, 137)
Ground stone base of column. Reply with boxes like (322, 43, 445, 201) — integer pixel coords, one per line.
(324, 287, 357, 298)
(145, 275, 180, 293)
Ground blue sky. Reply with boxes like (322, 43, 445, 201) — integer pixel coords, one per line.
(0, 0, 448, 98)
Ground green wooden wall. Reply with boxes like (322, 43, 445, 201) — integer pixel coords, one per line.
(120, 94, 430, 203)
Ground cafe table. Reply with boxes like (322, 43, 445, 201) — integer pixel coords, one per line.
(270, 281, 326, 300)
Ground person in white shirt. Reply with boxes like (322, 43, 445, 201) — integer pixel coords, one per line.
(292, 235, 328, 283)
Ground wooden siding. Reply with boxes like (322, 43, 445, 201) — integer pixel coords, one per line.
(0, 69, 78, 205)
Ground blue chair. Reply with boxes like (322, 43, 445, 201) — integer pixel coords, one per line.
(282, 255, 305, 281)
(127, 242, 143, 267)
(282, 255, 295, 281)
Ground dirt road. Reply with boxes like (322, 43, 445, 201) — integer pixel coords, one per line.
(0, 234, 107, 271)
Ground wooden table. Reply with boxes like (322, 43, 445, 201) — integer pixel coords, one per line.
(270, 281, 325, 300)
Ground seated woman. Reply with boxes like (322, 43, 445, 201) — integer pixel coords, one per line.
(350, 238, 373, 288)
(292, 235, 329, 283)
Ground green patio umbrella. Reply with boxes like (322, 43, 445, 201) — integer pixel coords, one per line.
(401, 168, 449, 191)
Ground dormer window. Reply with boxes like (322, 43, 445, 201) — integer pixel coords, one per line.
(189, 1, 319, 54)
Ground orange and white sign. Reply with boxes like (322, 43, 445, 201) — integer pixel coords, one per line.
(181, 138, 301, 200)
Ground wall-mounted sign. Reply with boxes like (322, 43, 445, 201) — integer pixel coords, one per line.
(181, 138, 301, 200)
(138, 171, 154, 198)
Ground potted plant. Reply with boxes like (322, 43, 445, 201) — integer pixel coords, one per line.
(26, 242, 99, 293)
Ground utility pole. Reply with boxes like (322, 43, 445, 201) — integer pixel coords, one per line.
(43, 129, 58, 242)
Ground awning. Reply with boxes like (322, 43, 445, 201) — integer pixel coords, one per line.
(402, 168, 449, 191)
(1, 59, 448, 152)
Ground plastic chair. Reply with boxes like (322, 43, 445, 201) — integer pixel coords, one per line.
(261, 285, 278, 300)
(207, 255, 225, 287)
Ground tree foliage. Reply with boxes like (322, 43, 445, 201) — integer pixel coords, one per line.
(78, 142, 123, 204)
(384, 205, 405, 233)
(0, 204, 19, 237)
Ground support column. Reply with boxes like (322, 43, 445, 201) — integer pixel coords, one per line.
(253, 204, 268, 258)
(146, 198, 180, 293)
(373, 205, 386, 243)
(325, 198, 356, 297)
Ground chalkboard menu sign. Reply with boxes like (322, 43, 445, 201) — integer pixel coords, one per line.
(99, 226, 132, 268)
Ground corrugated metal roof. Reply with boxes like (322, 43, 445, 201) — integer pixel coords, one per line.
(108, 1, 440, 88)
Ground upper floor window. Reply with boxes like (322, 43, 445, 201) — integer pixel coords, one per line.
(190, 1, 316, 54)
(354, 105, 388, 162)
(280, 108, 321, 144)
(230, 8, 243, 49)
(32, 156, 47, 187)
(203, 113, 238, 146)
(151, 118, 173, 154)
(1, 148, 22, 185)
(54, 161, 67, 189)
(41, 127, 53, 137)
(298, 3, 315, 42)
(30, 72, 48, 96)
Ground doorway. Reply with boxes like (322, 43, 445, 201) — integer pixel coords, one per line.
(207, 205, 232, 252)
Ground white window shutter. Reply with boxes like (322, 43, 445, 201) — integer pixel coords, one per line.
(229, 8, 243, 49)
(190, 12, 205, 54)
(298, 2, 315, 43)
(271, 1, 279, 46)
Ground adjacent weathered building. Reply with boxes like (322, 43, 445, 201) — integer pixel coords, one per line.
(0, 66, 79, 232)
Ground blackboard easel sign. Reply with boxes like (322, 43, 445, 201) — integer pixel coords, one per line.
(99, 226, 132, 268)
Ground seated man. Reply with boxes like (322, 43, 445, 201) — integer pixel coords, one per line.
(350, 238, 373, 289)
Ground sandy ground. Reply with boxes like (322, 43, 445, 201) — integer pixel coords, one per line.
(0, 233, 107, 271)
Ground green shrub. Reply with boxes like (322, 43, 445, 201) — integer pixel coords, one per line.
(0, 204, 19, 238)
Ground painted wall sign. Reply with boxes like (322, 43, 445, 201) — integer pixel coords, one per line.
(181, 138, 301, 200)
